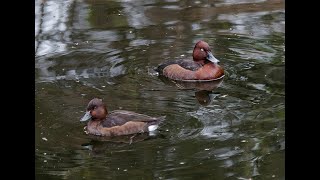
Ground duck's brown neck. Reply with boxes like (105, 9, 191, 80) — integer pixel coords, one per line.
(88, 119, 101, 126)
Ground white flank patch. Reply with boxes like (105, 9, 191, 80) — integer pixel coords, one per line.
(148, 125, 158, 132)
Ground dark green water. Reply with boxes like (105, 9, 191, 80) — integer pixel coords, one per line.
(35, 0, 284, 179)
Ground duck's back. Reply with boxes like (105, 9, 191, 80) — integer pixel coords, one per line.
(156, 59, 202, 75)
(102, 110, 161, 128)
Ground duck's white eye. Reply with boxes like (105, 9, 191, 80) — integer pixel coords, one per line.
(200, 48, 204, 51)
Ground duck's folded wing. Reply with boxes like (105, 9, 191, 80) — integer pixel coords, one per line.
(112, 110, 161, 121)
(102, 110, 160, 128)
(156, 59, 201, 74)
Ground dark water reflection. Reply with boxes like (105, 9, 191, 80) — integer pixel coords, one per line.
(35, 0, 284, 179)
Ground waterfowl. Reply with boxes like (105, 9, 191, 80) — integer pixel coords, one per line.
(156, 40, 224, 81)
(80, 98, 165, 136)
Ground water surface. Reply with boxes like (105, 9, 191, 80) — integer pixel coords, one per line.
(35, 0, 285, 179)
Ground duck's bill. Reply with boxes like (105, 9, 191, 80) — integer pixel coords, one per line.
(80, 111, 92, 122)
(207, 51, 220, 64)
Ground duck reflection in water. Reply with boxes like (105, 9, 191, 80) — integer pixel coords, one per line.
(81, 133, 165, 154)
(158, 76, 224, 106)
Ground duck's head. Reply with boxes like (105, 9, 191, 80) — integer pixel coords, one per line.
(80, 98, 108, 122)
(192, 40, 220, 64)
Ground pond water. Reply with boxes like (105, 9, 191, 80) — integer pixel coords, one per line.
(35, 0, 285, 179)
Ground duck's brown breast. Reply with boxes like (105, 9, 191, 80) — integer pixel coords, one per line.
(87, 120, 104, 136)
(195, 63, 224, 80)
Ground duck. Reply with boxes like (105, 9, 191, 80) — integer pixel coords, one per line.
(156, 40, 224, 81)
(80, 98, 165, 136)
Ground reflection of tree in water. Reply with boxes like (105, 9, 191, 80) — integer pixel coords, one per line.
(35, 0, 80, 56)
(35, 0, 127, 83)
(36, 0, 284, 83)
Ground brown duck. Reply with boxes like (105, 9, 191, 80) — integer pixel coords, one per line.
(80, 98, 165, 136)
(156, 40, 224, 81)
